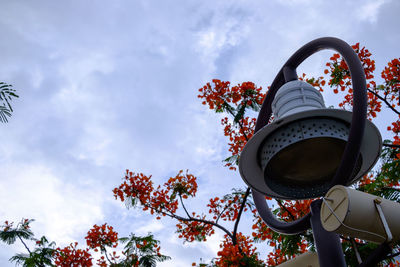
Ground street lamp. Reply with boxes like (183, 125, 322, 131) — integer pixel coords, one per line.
(240, 78, 381, 199)
(238, 37, 387, 266)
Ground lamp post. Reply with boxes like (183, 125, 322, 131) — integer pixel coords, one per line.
(238, 37, 384, 266)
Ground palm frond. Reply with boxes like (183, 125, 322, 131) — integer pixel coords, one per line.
(0, 228, 33, 245)
(9, 253, 30, 266)
(0, 82, 19, 123)
(0, 105, 11, 123)
(380, 187, 400, 202)
(118, 233, 170, 266)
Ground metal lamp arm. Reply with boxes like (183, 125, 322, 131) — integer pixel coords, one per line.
(252, 189, 311, 234)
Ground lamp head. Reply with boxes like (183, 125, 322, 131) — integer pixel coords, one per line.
(239, 80, 382, 199)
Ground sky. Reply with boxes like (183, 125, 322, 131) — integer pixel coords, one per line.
(0, 0, 399, 266)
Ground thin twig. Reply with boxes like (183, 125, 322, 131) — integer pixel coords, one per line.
(179, 194, 191, 219)
(216, 201, 232, 224)
(385, 251, 400, 260)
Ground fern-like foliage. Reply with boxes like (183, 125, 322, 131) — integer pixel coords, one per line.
(0, 81, 19, 123)
(118, 233, 171, 267)
(379, 187, 400, 202)
(9, 243, 56, 267)
(0, 219, 34, 245)
(1, 219, 56, 267)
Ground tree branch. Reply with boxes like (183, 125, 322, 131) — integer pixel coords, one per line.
(367, 88, 400, 116)
(216, 202, 232, 224)
(276, 200, 296, 222)
(223, 101, 251, 142)
(222, 100, 255, 246)
(383, 143, 400, 149)
(142, 203, 234, 240)
(179, 194, 191, 219)
(102, 247, 113, 265)
(17, 234, 32, 255)
(232, 187, 251, 245)
(16, 234, 47, 267)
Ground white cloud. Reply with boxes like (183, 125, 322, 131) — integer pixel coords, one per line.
(135, 218, 166, 235)
(194, 11, 251, 71)
(274, 0, 320, 6)
(357, 0, 388, 23)
(0, 164, 104, 245)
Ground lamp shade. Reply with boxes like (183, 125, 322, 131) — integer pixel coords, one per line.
(239, 81, 382, 199)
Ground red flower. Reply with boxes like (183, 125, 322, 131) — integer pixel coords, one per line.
(85, 223, 118, 249)
(54, 242, 93, 267)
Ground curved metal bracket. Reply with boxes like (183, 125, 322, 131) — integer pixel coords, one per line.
(252, 37, 367, 233)
(252, 189, 311, 234)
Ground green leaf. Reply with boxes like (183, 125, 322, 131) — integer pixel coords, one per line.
(223, 154, 239, 165)
(379, 187, 400, 202)
(0, 228, 34, 245)
(234, 103, 246, 124)
(118, 233, 170, 266)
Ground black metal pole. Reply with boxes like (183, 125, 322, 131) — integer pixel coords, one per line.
(310, 200, 346, 267)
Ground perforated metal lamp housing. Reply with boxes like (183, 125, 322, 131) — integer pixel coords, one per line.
(239, 80, 382, 200)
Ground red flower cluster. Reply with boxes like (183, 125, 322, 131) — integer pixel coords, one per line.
(251, 203, 309, 266)
(85, 223, 118, 250)
(388, 118, 400, 145)
(96, 251, 120, 267)
(176, 214, 215, 242)
(207, 196, 226, 221)
(382, 58, 400, 92)
(113, 170, 199, 220)
(2, 221, 13, 232)
(221, 116, 256, 170)
(207, 194, 247, 222)
(151, 187, 178, 216)
(54, 242, 93, 267)
(298, 73, 326, 92)
(324, 43, 380, 119)
(278, 199, 313, 221)
(198, 80, 264, 111)
(251, 209, 273, 241)
(359, 173, 375, 186)
(198, 80, 264, 171)
(214, 233, 263, 267)
(113, 170, 153, 204)
(165, 170, 198, 199)
(265, 239, 307, 266)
